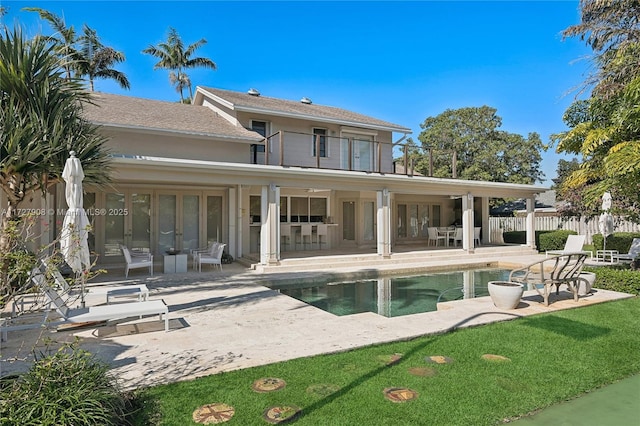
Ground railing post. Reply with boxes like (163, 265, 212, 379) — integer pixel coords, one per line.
(452, 151, 457, 178)
(279, 131, 284, 166)
(348, 137, 353, 171)
(315, 134, 320, 168)
(403, 144, 408, 175)
(377, 141, 382, 173)
(429, 148, 433, 177)
(264, 137, 269, 165)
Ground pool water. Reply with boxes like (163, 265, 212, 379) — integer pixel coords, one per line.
(272, 268, 511, 317)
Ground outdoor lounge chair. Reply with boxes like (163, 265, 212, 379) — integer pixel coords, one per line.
(508, 252, 589, 306)
(35, 271, 169, 332)
(42, 259, 149, 303)
(191, 242, 220, 270)
(545, 234, 589, 257)
(196, 243, 226, 272)
(120, 245, 153, 278)
(614, 238, 640, 263)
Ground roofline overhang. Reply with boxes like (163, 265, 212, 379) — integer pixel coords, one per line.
(93, 122, 263, 143)
(110, 155, 547, 198)
(234, 105, 413, 134)
(195, 86, 412, 135)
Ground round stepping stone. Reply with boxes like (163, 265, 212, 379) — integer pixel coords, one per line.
(482, 354, 511, 362)
(378, 353, 403, 366)
(408, 366, 438, 377)
(252, 377, 286, 393)
(306, 383, 341, 397)
(262, 405, 301, 424)
(383, 387, 418, 403)
(425, 355, 454, 364)
(192, 403, 235, 424)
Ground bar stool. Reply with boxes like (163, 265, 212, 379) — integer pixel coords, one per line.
(299, 224, 313, 250)
(280, 224, 292, 251)
(316, 224, 328, 249)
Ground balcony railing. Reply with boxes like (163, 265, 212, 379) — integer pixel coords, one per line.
(260, 130, 458, 177)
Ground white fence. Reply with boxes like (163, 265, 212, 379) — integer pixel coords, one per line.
(489, 216, 640, 244)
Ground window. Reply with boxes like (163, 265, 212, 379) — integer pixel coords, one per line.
(250, 120, 268, 164)
(249, 195, 261, 224)
(281, 196, 327, 223)
(397, 204, 440, 240)
(312, 128, 327, 157)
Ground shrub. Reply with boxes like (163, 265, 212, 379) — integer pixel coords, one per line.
(584, 266, 640, 295)
(538, 230, 580, 252)
(0, 343, 128, 425)
(502, 230, 560, 249)
(592, 232, 640, 253)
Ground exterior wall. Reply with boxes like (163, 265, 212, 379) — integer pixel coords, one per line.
(102, 128, 251, 164)
(235, 112, 395, 172)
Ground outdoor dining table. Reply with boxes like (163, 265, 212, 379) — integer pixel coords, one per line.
(437, 227, 455, 247)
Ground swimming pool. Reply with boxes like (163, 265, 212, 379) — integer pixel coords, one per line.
(271, 268, 511, 317)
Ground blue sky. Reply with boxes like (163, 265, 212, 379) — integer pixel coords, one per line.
(3, 1, 592, 185)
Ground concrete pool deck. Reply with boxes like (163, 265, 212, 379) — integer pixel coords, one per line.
(0, 253, 634, 391)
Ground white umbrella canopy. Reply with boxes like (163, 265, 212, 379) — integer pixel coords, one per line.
(60, 151, 91, 280)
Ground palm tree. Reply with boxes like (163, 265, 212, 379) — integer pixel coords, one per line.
(24, 7, 79, 79)
(170, 71, 191, 103)
(76, 25, 130, 91)
(0, 26, 111, 293)
(142, 27, 216, 102)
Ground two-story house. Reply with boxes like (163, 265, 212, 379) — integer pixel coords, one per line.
(32, 87, 544, 268)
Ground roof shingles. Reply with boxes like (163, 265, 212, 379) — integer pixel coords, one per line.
(83, 92, 262, 141)
(199, 87, 411, 133)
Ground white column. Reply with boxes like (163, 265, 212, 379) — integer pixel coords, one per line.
(235, 186, 243, 259)
(462, 193, 474, 252)
(377, 189, 391, 258)
(228, 187, 237, 259)
(260, 186, 268, 265)
(526, 197, 536, 249)
(481, 196, 490, 244)
(260, 184, 280, 265)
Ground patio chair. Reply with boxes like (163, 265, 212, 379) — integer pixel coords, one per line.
(41, 259, 149, 303)
(545, 234, 589, 258)
(614, 238, 640, 263)
(452, 227, 463, 247)
(474, 227, 482, 246)
(120, 245, 153, 278)
(35, 270, 169, 332)
(191, 242, 220, 270)
(508, 252, 589, 306)
(427, 227, 446, 246)
(196, 243, 226, 272)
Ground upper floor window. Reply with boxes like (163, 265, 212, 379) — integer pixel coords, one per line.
(250, 120, 268, 164)
(312, 128, 327, 157)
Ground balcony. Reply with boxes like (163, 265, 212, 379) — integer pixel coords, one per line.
(259, 130, 458, 177)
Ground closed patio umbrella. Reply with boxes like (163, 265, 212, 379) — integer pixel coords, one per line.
(598, 191, 614, 253)
(60, 151, 91, 306)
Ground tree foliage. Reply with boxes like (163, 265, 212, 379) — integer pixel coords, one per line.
(553, 0, 640, 220)
(0, 26, 111, 294)
(24, 7, 129, 91)
(416, 106, 544, 184)
(142, 27, 216, 103)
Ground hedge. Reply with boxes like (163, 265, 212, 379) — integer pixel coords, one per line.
(591, 232, 640, 253)
(503, 230, 574, 250)
(584, 265, 640, 295)
(538, 230, 581, 252)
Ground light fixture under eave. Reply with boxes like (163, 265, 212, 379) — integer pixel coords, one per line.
(306, 188, 330, 193)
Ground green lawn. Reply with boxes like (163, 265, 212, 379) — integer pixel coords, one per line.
(131, 297, 640, 425)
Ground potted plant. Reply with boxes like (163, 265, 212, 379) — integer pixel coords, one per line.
(488, 281, 524, 309)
